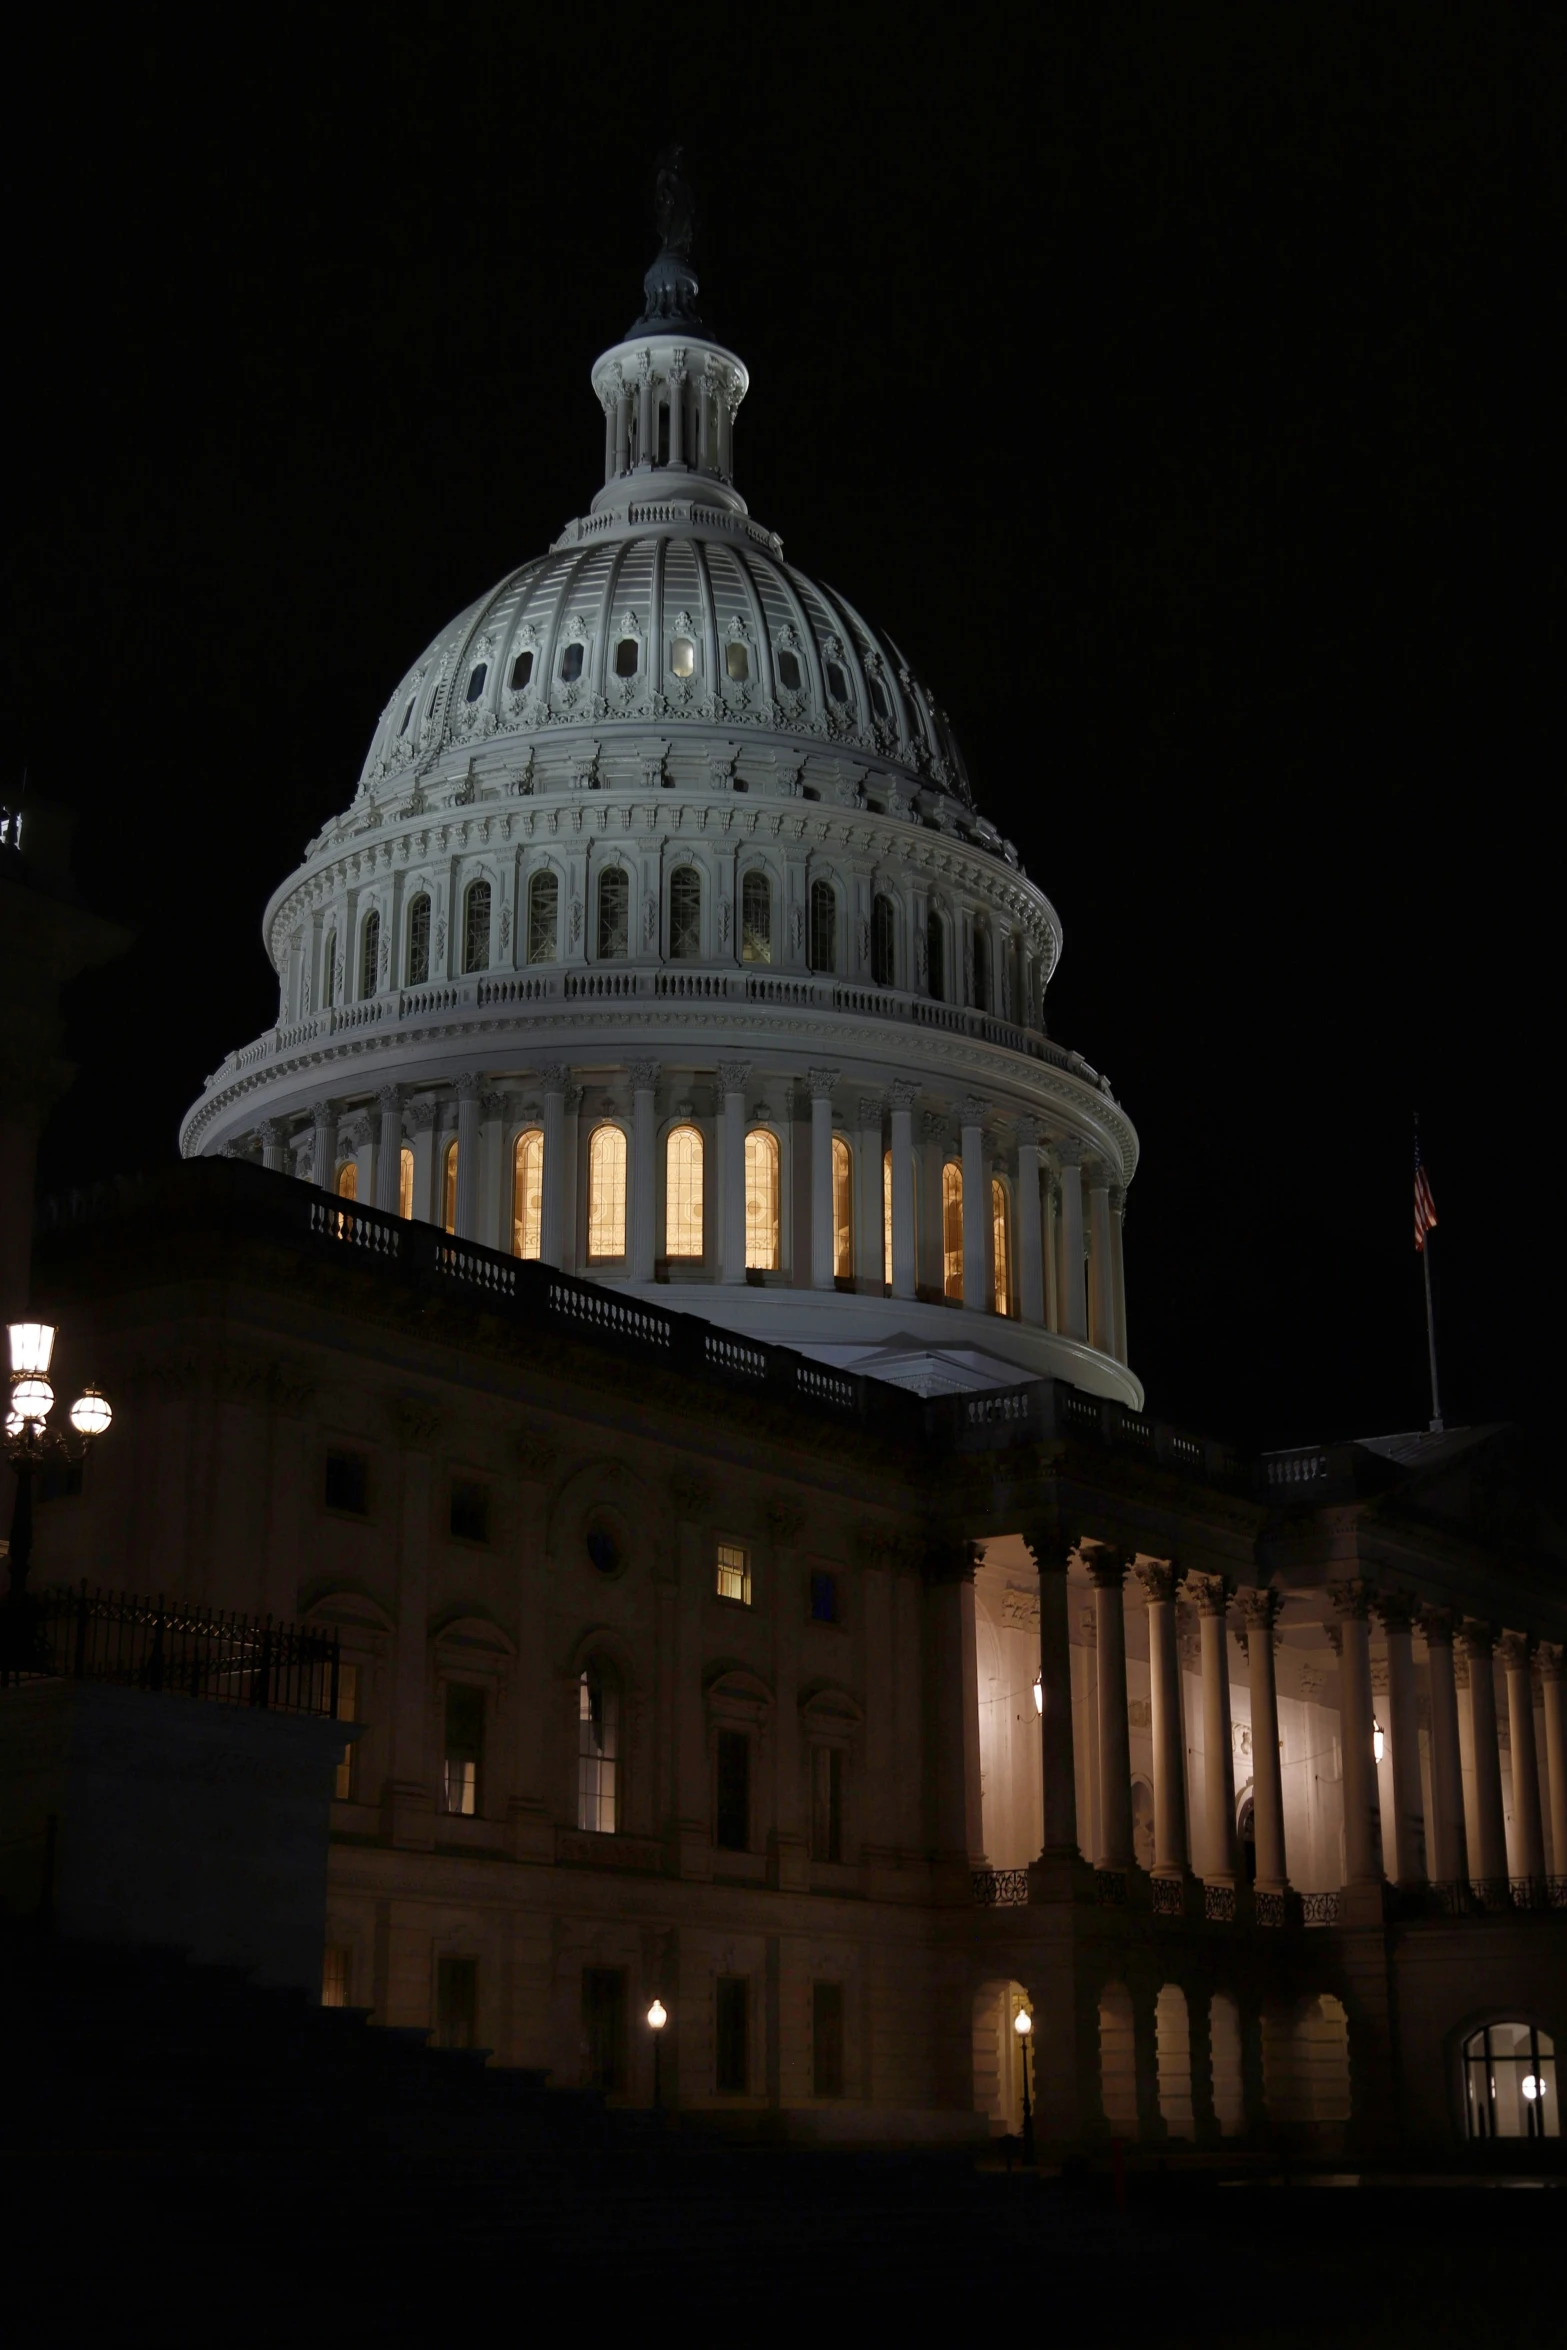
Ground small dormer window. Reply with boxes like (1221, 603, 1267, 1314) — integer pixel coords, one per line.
(725, 643, 749, 682)
(777, 650, 802, 691)
(825, 661, 849, 703)
(560, 642, 584, 683)
(614, 638, 639, 678)
(671, 637, 696, 678)
(398, 696, 416, 737)
(465, 663, 487, 704)
(510, 650, 534, 690)
(870, 678, 891, 722)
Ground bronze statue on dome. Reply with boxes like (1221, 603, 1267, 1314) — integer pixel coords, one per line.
(654, 145, 695, 259)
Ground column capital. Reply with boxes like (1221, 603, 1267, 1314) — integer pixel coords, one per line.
(1083, 1543, 1128, 1590)
(563, 1084, 584, 1115)
(1328, 1577, 1377, 1622)
(926, 1536, 983, 1585)
(1137, 1559, 1180, 1605)
(481, 1089, 506, 1120)
(1084, 1159, 1114, 1193)
(1418, 1602, 1462, 1646)
(1374, 1590, 1421, 1633)
(256, 1117, 284, 1146)
(856, 1093, 886, 1126)
(628, 1058, 661, 1091)
(1497, 1629, 1536, 1671)
(1458, 1616, 1498, 1662)
(536, 1061, 566, 1094)
(806, 1065, 839, 1101)
(1538, 1640, 1564, 1684)
(959, 1095, 989, 1132)
(716, 1060, 751, 1095)
(1014, 1116, 1043, 1150)
(1236, 1587, 1283, 1634)
(376, 1083, 402, 1116)
(889, 1079, 920, 1112)
(920, 1109, 949, 1145)
(1184, 1571, 1234, 1618)
(404, 1097, 439, 1134)
(1054, 1137, 1088, 1169)
(456, 1070, 483, 1103)
(1023, 1529, 1073, 1576)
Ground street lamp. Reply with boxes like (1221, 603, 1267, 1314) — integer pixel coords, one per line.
(4, 1324, 113, 1666)
(1014, 2005, 1034, 2164)
(1032, 1672, 1043, 1715)
(1372, 1718, 1385, 1764)
(647, 1997, 668, 2114)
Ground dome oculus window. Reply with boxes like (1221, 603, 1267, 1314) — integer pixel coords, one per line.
(670, 637, 696, 679)
(560, 641, 584, 683)
(510, 649, 534, 691)
(776, 649, 802, 692)
(741, 870, 771, 965)
(614, 637, 639, 678)
(669, 867, 701, 961)
(528, 869, 559, 964)
(407, 895, 431, 986)
(597, 867, 629, 960)
(725, 642, 749, 682)
(464, 663, 487, 705)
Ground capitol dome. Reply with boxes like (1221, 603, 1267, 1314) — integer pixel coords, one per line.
(182, 212, 1140, 1403)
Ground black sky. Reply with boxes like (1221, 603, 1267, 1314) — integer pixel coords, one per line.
(9, 8, 1563, 1454)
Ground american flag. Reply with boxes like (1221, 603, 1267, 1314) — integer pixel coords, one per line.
(1414, 1131, 1438, 1253)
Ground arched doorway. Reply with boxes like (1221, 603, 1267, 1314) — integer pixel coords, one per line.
(972, 1978, 1032, 2137)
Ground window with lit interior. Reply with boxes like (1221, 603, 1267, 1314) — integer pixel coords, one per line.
(336, 1162, 357, 1202)
(883, 1152, 893, 1287)
(991, 1177, 1011, 1315)
(744, 1128, 780, 1270)
(587, 1125, 627, 1260)
(443, 1139, 458, 1235)
(716, 1542, 751, 1605)
(513, 1129, 543, 1259)
(831, 1137, 852, 1279)
(398, 1147, 414, 1221)
(665, 1125, 704, 1258)
(1464, 2024, 1558, 2139)
(741, 870, 771, 964)
(671, 636, 696, 678)
(669, 867, 701, 960)
(942, 1162, 963, 1298)
(578, 1663, 618, 1832)
(528, 869, 559, 964)
(725, 641, 749, 681)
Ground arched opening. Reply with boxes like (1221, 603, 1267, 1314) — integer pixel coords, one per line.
(322, 933, 337, 1009)
(831, 1136, 853, 1279)
(407, 895, 431, 987)
(1464, 2023, 1559, 2140)
(463, 879, 491, 974)
(669, 866, 701, 960)
(442, 1140, 457, 1235)
(597, 866, 629, 960)
(991, 1177, 1011, 1316)
(587, 1125, 627, 1260)
(809, 879, 837, 974)
(926, 909, 946, 1002)
(398, 1146, 414, 1221)
(560, 641, 584, 683)
(528, 870, 558, 964)
(745, 1128, 780, 1269)
(741, 870, 771, 964)
(871, 893, 896, 987)
(464, 662, 487, 704)
(360, 909, 380, 1000)
(335, 1162, 357, 1202)
(942, 1162, 963, 1299)
(972, 1980, 1033, 2139)
(1262, 1993, 1352, 2134)
(614, 637, 639, 678)
(577, 1660, 620, 1834)
(1155, 1985, 1194, 2138)
(1099, 1982, 1139, 2137)
(510, 648, 534, 691)
(512, 1129, 543, 1258)
(1209, 1993, 1246, 2137)
(725, 641, 749, 682)
(665, 1124, 704, 1258)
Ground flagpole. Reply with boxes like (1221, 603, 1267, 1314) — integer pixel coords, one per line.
(1421, 1233, 1443, 1434)
(1414, 1111, 1443, 1434)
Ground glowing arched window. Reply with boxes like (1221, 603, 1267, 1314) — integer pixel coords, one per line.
(322, 933, 337, 1009)
(442, 1139, 458, 1235)
(587, 1125, 627, 1259)
(1463, 2023, 1558, 2141)
(745, 1128, 780, 1270)
(407, 895, 431, 986)
(360, 910, 380, 1000)
(883, 1151, 893, 1287)
(398, 1146, 414, 1221)
(871, 894, 896, 988)
(665, 1124, 704, 1258)
(942, 1162, 963, 1299)
(463, 880, 491, 974)
(741, 870, 771, 964)
(528, 870, 559, 964)
(810, 880, 837, 974)
(597, 867, 629, 960)
(991, 1177, 1011, 1316)
(512, 1129, 543, 1259)
(336, 1161, 357, 1201)
(831, 1136, 853, 1278)
(926, 910, 946, 1003)
(578, 1662, 619, 1834)
(669, 867, 701, 960)
(972, 919, 991, 1013)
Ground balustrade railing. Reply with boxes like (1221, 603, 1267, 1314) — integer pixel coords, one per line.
(971, 1868, 1030, 1908)
(1302, 1891, 1342, 1927)
(2, 1582, 339, 1715)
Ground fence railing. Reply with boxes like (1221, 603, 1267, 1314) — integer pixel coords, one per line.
(1, 1583, 339, 1716)
(970, 1868, 1030, 1908)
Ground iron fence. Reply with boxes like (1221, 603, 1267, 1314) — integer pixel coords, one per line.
(971, 1868, 1030, 1908)
(2, 1582, 339, 1716)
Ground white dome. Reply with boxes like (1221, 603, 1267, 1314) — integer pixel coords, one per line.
(182, 226, 1139, 1405)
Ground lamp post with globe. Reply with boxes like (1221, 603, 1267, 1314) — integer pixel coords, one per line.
(647, 1998, 668, 2115)
(3, 1322, 113, 1671)
(1014, 2005, 1035, 2164)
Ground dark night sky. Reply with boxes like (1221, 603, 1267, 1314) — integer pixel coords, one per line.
(9, 9, 1563, 1455)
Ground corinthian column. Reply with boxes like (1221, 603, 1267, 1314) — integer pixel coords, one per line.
(540, 1065, 566, 1269)
(1328, 1582, 1382, 1888)
(888, 1082, 918, 1301)
(1088, 1548, 1132, 1869)
(1086, 1166, 1114, 1354)
(1015, 1122, 1045, 1327)
(718, 1061, 750, 1284)
(311, 1099, 339, 1193)
(374, 1085, 402, 1215)
(1541, 1645, 1567, 1879)
(1055, 1141, 1087, 1341)
(1140, 1561, 1189, 1879)
(258, 1119, 286, 1175)
(1460, 1620, 1508, 1888)
(629, 1059, 659, 1283)
(1237, 1590, 1287, 1892)
(1376, 1592, 1427, 1885)
(960, 1098, 988, 1310)
(1187, 1573, 1239, 1886)
(1419, 1607, 1469, 1887)
(808, 1068, 837, 1291)
(1025, 1531, 1079, 1856)
(454, 1073, 482, 1241)
(1499, 1633, 1546, 1882)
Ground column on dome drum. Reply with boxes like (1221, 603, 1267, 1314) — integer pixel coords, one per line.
(1056, 1144, 1088, 1341)
(1088, 1548, 1132, 1871)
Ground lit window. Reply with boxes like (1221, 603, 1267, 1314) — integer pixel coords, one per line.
(942, 1162, 963, 1298)
(671, 637, 696, 678)
(587, 1125, 627, 1259)
(811, 1745, 843, 1862)
(597, 867, 629, 959)
(322, 933, 336, 1009)
(443, 1139, 458, 1234)
(407, 895, 430, 986)
(883, 1151, 893, 1287)
(716, 1728, 749, 1849)
(360, 910, 380, 1000)
(336, 1161, 358, 1201)
(716, 1542, 752, 1605)
(463, 880, 491, 974)
(560, 641, 584, 683)
(398, 1146, 414, 1221)
(810, 880, 837, 973)
(991, 1177, 1011, 1316)
(665, 1124, 704, 1258)
(528, 869, 558, 963)
(669, 866, 701, 960)
(322, 1945, 352, 2007)
(510, 649, 534, 690)
(726, 641, 749, 681)
(578, 1664, 618, 1833)
(513, 1129, 543, 1258)
(450, 1478, 490, 1544)
(871, 893, 895, 987)
(831, 1136, 853, 1278)
(926, 910, 946, 1002)
(442, 1682, 484, 1815)
(741, 870, 771, 964)
(1464, 2024, 1558, 2141)
(332, 1662, 359, 1801)
(777, 648, 802, 691)
(614, 637, 639, 678)
(465, 663, 487, 705)
(825, 660, 848, 702)
(745, 1128, 780, 1270)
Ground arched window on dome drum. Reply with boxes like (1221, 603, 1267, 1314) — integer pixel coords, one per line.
(971, 918, 991, 1014)
(597, 867, 629, 960)
(587, 1125, 628, 1260)
(407, 896, 430, 987)
(442, 1140, 457, 1236)
(398, 1147, 414, 1221)
(336, 1161, 357, 1202)
(831, 1136, 852, 1279)
(512, 1129, 543, 1259)
(560, 641, 584, 683)
(360, 910, 380, 1001)
(669, 867, 701, 961)
(926, 909, 946, 1003)
(777, 648, 802, 692)
(510, 649, 534, 691)
(871, 894, 896, 988)
(665, 1124, 704, 1259)
(464, 663, 487, 705)
(578, 1661, 619, 1834)
(614, 637, 638, 678)
(463, 880, 491, 974)
(528, 870, 559, 964)
(741, 871, 771, 965)
(942, 1163, 963, 1300)
(322, 933, 337, 1010)
(745, 1129, 780, 1271)
(809, 880, 837, 975)
(883, 1151, 893, 1288)
(991, 1178, 1012, 1317)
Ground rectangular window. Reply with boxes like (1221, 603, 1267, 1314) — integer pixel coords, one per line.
(443, 1681, 485, 1816)
(436, 1955, 478, 2050)
(812, 1981, 845, 2098)
(811, 1745, 844, 1863)
(582, 1966, 626, 2093)
(716, 1976, 749, 2095)
(715, 1542, 751, 1605)
(333, 1661, 359, 1801)
(322, 1944, 351, 2009)
(715, 1729, 750, 1851)
(809, 1571, 839, 1625)
(449, 1477, 490, 1544)
(324, 1450, 368, 1515)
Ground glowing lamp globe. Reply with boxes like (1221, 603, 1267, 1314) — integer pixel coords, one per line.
(647, 1999, 668, 2031)
(1014, 2008, 1032, 2038)
(69, 1387, 113, 1438)
(11, 1376, 53, 1424)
